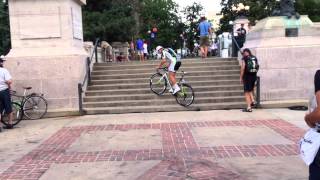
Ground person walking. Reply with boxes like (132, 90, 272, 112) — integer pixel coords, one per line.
(0, 56, 13, 129)
(305, 70, 320, 180)
(240, 48, 259, 112)
(136, 38, 144, 61)
(143, 40, 148, 60)
(198, 16, 211, 59)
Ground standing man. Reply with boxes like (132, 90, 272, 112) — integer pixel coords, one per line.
(136, 38, 144, 61)
(0, 56, 13, 129)
(240, 49, 259, 112)
(305, 70, 320, 180)
(198, 16, 211, 59)
(236, 24, 247, 49)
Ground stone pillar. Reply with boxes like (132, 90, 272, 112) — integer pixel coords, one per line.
(6, 0, 88, 116)
(243, 16, 320, 105)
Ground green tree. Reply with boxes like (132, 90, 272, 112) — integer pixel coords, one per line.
(218, 0, 320, 34)
(296, 0, 320, 22)
(140, 0, 184, 49)
(83, 0, 136, 42)
(0, 0, 10, 55)
(219, 0, 277, 33)
(182, 2, 204, 50)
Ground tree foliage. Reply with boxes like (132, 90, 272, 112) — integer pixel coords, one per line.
(83, 0, 136, 42)
(0, 1, 10, 55)
(296, 0, 320, 22)
(140, 0, 183, 49)
(182, 2, 204, 50)
(218, 0, 320, 34)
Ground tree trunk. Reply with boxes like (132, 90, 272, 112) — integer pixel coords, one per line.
(132, 0, 141, 38)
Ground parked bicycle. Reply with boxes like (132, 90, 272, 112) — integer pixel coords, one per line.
(150, 68, 195, 107)
(1, 87, 48, 127)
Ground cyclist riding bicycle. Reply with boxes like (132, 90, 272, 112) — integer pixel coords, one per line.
(156, 46, 181, 94)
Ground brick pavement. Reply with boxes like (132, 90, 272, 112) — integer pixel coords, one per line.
(0, 119, 305, 180)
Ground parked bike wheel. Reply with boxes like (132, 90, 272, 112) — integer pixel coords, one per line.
(1, 102, 23, 126)
(23, 95, 48, 120)
(175, 83, 195, 107)
(150, 73, 167, 95)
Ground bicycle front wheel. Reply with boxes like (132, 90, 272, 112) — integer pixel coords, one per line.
(175, 83, 195, 107)
(23, 95, 48, 120)
(1, 102, 23, 126)
(150, 73, 167, 95)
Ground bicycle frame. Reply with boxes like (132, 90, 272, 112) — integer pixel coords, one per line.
(158, 69, 187, 94)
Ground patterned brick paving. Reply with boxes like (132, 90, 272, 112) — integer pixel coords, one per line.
(0, 119, 305, 180)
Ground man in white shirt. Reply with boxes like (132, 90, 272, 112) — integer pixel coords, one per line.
(0, 56, 13, 129)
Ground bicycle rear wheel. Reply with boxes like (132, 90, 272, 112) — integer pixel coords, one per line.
(1, 102, 23, 126)
(23, 95, 48, 120)
(150, 73, 167, 95)
(175, 83, 195, 107)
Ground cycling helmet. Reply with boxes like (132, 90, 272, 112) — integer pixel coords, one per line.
(156, 46, 163, 54)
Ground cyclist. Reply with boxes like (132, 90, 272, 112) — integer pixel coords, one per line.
(156, 46, 181, 94)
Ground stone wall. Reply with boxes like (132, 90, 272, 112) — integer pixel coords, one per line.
(243, 16, 320, 102)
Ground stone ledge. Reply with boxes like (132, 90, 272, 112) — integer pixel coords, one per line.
(261, 99, 308, 109)
(45, 108, 80, 118)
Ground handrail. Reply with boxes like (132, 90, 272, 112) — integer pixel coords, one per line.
(256, 76, 261, 108)
(78, 38, 100, 115)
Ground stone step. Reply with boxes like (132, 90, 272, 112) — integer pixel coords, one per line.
(83, 96, 244, 108)
(93, 61, 239, 70)
(84, 90, 244, 102)
(91, 74, 239, 82)
(91, 69, 240, 77)
(85, 85, 243, 96)
(84, 102, 245, 114)
(94, 58, 237, 66)
(92, 65, 240, 75)
(87, 80, 241, 90)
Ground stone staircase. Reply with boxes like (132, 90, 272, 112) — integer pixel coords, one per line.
(83, 58, 245, 114)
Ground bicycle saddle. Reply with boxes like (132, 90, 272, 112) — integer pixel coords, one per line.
(23, 86, 32, 90)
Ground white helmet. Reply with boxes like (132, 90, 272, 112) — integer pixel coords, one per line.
(156, 46, 163, 54)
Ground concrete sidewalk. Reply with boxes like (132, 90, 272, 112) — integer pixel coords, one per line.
(0, 109, 309, 180)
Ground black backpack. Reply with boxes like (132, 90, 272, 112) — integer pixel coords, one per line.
(245, 56, 259, 73)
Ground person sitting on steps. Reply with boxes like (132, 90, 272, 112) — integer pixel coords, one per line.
(156, 46, 182, 95)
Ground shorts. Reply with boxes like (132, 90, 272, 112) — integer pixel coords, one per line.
(168, 61, 181, 73)
(200, 36, 210, 47)
(243, 74, 257, 92)
(137, 50, 144, 55)
(0, 89, 12, 114)
(310, 149, 320, 180)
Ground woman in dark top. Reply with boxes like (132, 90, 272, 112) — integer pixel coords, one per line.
(240, 48, 258, 112)
(305, 70, 320, 180)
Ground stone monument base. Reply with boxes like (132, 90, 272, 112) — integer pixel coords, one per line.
(244, 16, 320, 104)
(6, 55, 87, 116)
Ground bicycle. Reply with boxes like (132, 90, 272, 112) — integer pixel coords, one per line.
(150, 68, 195, 107)
(1, 87, 48, 127)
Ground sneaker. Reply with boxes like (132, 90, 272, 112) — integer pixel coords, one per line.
(242, 108, 253, 112)
(169, 88, 174, 93)
(172, 87, 181, 95)
(3, 124, 13, 129)
(251, 102, 257, 108)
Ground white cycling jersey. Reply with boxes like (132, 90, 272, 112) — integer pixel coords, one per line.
(161, 48, 178, 63)
(161, 48, 181, 73)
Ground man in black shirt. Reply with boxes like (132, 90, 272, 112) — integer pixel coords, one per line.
(236, 24, 247, 48)
(240, 48, 258, 112)
(305, 70, 320, 179)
